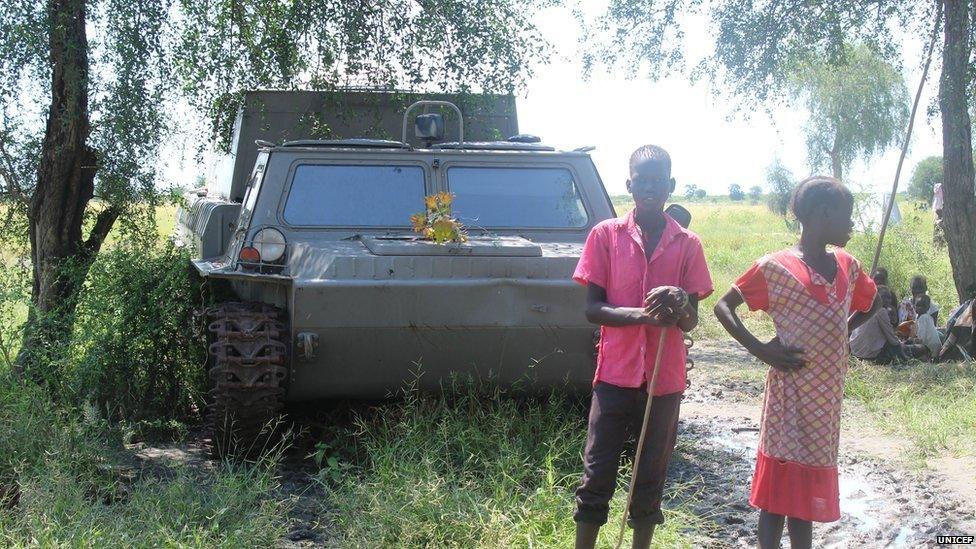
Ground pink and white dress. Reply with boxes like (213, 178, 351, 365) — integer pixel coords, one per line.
(733, 249, 876, 522)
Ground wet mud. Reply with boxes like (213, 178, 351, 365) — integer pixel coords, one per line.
(673, 341, 975, 548)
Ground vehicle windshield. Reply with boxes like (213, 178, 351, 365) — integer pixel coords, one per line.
(283, 164, 425, 226)
(448, 166, 588, 228)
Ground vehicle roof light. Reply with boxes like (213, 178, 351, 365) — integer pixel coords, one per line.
(415, 113, 445, 147)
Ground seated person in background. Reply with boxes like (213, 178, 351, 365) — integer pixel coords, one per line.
(872, 267, 899, 327)
(937, 298, 975, 362)
(910, 294, 942, 360)
(851, 300, 908, 364)
(944, 288, 975, 334)
(899, 275, 940, 325)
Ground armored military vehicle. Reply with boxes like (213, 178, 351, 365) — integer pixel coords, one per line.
(177, 91, 617, 453)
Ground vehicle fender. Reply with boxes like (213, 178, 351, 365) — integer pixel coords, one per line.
(176, 193, 241, 259)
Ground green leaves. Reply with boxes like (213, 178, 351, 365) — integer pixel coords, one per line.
(589, 1, 913, 181)
(0, 0, 552, 226)
(787, 44, 910, 179)
(907, 155, 943, 204)
(174, 0, 553, 149)
(585, 0, 927, 113)
(412, 192, 468, 244)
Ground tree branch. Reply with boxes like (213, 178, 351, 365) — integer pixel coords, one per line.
(0, 140, 28, 206)
(83, 206, 120, 260)
(0, 200, 21, 236)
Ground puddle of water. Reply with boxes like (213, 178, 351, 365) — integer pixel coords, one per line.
(697, 422, 916, 548)
(839, 478, 880, 532)
(893, 526, 914, 546)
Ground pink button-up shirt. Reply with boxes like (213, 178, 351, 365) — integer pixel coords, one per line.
(573, 210, 713, 395)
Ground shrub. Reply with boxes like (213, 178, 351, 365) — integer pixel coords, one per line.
(764, 160, 795, 217)
(67, 242, 211, 423)
(748, 185, 763, 203)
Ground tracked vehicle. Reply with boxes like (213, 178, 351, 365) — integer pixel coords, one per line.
(177, 91, 618, 453)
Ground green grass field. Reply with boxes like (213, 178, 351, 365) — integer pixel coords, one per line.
(847, 360, 976, 459)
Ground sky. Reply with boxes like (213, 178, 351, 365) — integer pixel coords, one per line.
(158, 2, 943, 199)
(515, 4, 943, 197)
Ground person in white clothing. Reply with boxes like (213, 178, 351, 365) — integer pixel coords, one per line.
(911, 295, 942, 359)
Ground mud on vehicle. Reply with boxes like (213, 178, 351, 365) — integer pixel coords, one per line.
(178, 93, 618, 456)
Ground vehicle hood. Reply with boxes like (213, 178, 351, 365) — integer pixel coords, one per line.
(287, 238, 583, 281)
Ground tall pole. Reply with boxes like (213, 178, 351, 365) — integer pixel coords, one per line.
(871, 1, 943, 272)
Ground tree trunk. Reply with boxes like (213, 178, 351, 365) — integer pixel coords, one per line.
(14, 0, 118, 381)
(830, 154, 843, 181)
(830, 130, 843, 180)
(939, 0, 976, 302)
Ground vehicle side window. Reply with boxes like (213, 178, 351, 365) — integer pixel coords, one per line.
(448, 167, 588, 228)
(283, 164, 425, 227)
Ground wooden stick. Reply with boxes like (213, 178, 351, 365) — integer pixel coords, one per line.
(871, 1, 943, 273)
(615, 329, 668, 549)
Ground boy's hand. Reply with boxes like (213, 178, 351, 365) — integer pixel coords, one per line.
(755, 337, 806, 372)
(643, 286, 688, 326)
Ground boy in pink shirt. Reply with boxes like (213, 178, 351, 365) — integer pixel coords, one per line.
(572, 145, 713, 549)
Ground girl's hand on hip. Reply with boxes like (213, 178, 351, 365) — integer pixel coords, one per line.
(756, 337, 806, 372)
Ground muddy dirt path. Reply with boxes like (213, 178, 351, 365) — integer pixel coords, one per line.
(678, 341, 976, 548)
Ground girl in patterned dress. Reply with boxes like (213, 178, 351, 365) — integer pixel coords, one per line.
(713, 176, 879, 549)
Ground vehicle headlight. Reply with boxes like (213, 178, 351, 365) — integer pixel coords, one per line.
(252, 227, 286, 263)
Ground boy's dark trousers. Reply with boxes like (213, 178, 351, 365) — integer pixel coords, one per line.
(574, 381, 682, 528)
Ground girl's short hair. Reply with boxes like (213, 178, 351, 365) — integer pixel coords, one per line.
(629, 145, 671, 176)
(790, 176, 853, 224)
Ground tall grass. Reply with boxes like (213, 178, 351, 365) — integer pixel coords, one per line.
(1, 460, 287, 548)
(321, 381, 705, 548)
(845, 201, 956, 307)
(845, 360, 976, 459)
(0, 373, 288, 547)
